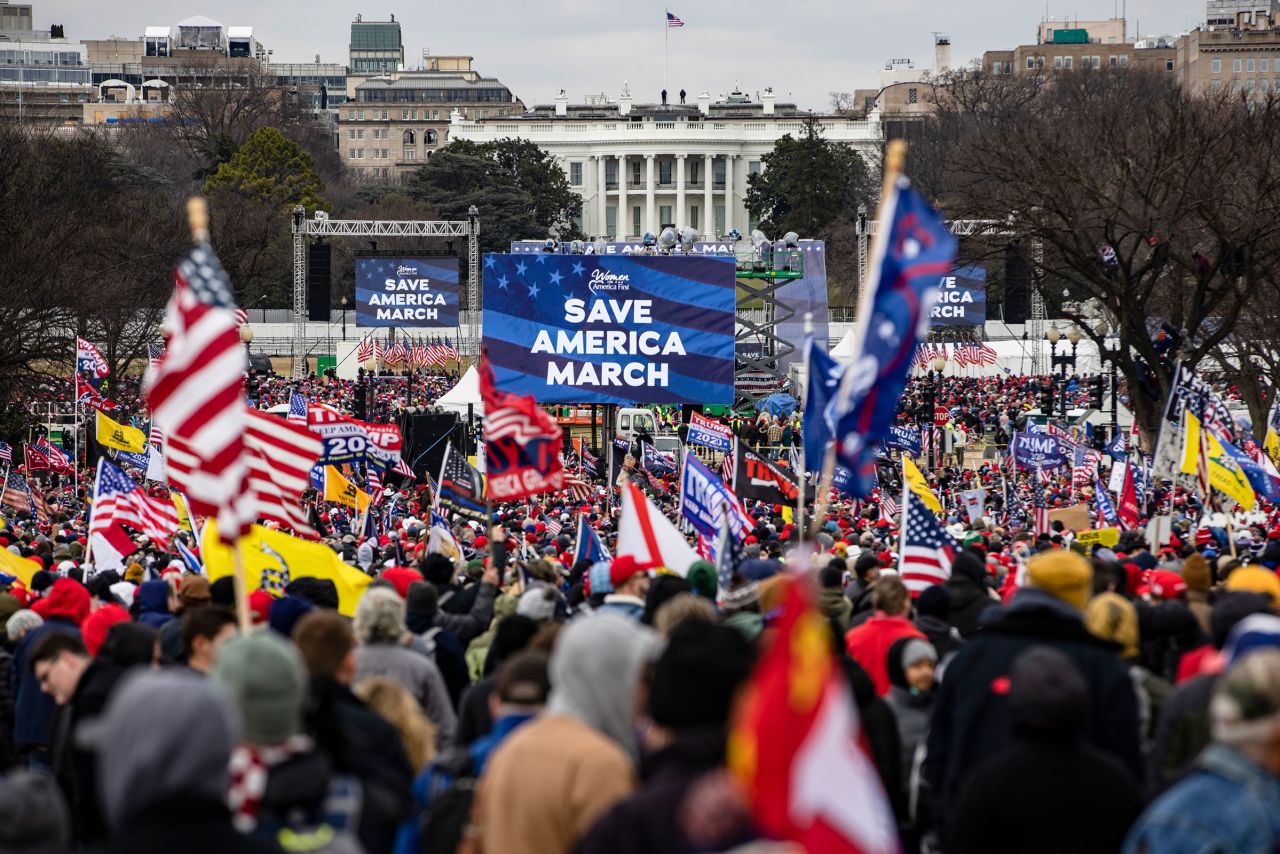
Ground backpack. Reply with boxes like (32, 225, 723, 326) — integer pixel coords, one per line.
(418, 775, 476, 854)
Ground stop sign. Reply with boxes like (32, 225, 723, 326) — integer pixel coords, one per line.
(934, 406, 949, 428)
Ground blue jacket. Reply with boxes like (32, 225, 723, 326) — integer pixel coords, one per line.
(134, 580, 173, 629)
(1124, 744, 1280, 854)
(12, 620, 81, 746)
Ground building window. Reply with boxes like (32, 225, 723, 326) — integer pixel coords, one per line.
(1264, 59, 1271, 72)
(690, 204, 700, 231)
(403, 130, 415, 144)
(660, 205, 673, 228)
(425, 130, 437, 144)
(1064, 56, 1073, 69)
(606, 206, 617, 238)
(714, 204, 726, 237)
(1262, 78, 1271, 92)
(1053, 56, 1063, 70)
(1027, 56, 1036, 69)
(1234, 59, 1243, 72)
(404, 148, 416, 160)
(569, 161, 583, 186)
(348, 129, 357, 139)
(1118, 55, 1128, 67)
(631, 161, 642, 187)
(1211, 59, 1222, 73)
(748, 160, 761, 176)
(348, 148, 356, 158)
(907, 87, 918, 104)
(1248, 59, 1257, 73)
(1233, 80, 1242, 93)
(1110, 55, 1119, 67)
(1165, 59, 1173, 71)
(1210, 79, 1223, 93)
(689, 160, 700, 185)
(605, 159, 618, 188)
(1248, 79, 1257, 92)
(632, 206, 642, 239)
(658, 159, 672, 185)
(713, 159, 726, 189)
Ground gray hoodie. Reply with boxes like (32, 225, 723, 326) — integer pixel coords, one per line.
(79, 670, 237, 831)
(548, 612, 660, 759)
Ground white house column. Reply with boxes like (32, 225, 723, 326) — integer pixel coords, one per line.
(724, 154, 736, 233)
(644, 153, 656, 236)
(617, 154, 628, 239)
(702, 154, 713, 239)
(595, 155, 607, 237)
(675, 154, 686, 230)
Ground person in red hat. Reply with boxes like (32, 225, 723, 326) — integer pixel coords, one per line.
(598, 556, 652, 620)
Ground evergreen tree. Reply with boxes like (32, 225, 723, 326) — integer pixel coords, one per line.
(203, 126, 328, 212)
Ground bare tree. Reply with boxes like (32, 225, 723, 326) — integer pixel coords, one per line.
(161, 57, 284, 177)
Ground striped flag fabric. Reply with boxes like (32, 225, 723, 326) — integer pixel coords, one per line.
(445, 337, 460, 361)
(900, 490, 957, 595)
(563, 473, 593, 501)
(666, 10, 685, 26)
(878, 492, 899, 521)
(148, 343, 166, 369)
(976, 341, 998, 365)
(383, 341, 406, 368)
(1, 471, 37, 518)
(356, 335, 375, 365)
(145, 240, 252, 541)
(234, 307, 248, 328)
(0, 441, 11, 464)
(89, 459, 181, 568)
(288, 391, 308, 424)
(241, 408, 324, 536)
(76, 337, 110, 378)
(952, 343, 970, 368)
(23, 444, 50, 473)
(174, 536, 204, 574)
(544, 515, 563, 538)
(367, 465, 385, 507)
(719, 451, 734, 485)
(35, 438, 72, 475)
(393, 456, 415, 479)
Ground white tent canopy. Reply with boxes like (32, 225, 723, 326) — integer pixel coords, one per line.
(435, 366, 484, 417)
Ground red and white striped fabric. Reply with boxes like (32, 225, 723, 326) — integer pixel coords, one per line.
(563, 474, 593, 501)
(244, 409, 324, 536)
(878, 493, 899, 521)
(234, 308, 248, 328)
(383, 341, 406, 368)
(976, 342, 998, 365)
(89, 459, 180, 566)
(145, 241, 252, 541)
(899, 491, 956, 595)
(355, 335, 375, 364)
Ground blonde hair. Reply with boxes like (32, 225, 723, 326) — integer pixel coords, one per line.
(355, 676, 437, 771)
(653, 593, 716, 637)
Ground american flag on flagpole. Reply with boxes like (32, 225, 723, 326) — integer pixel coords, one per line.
(288, 391, 308, 424)
(445, 337, 460, 361)
(242, 408, 324, 536)
(393, 456, 415, 479)
(544, 515, 564, 538)
(878, 493, 899, 521)
(36, 438, 72, 475)
(720, 451, 734, 484)
(0, 441, 11, 464)
(900, 490, 957, 595)
(145, 233, 253, 541)
(356, 335, 375, 365)
(89, 460, 181, 560)
(976, 341, 998, 366)
(563, 473, 593, 501)
(666, 10, 685, 26)
(952, 343, 970, 368)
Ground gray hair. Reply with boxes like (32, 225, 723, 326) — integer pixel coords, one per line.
(1211, 648, 1280, 753)
(353, 587, 406, 645)
(6, 610, 43, 644)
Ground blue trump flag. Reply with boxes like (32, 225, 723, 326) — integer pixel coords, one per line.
(572, 514, 612, 564)
(679, 452, 747, 538)
(1093, 479, 1120, 526)
(802, 335, 844, 467)
(826, 175, 957, 496)
(885, 425, 922, 457)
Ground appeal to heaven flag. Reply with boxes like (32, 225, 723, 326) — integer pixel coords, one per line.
(203, 522, 371, 616)
(96, 410, 148, 454)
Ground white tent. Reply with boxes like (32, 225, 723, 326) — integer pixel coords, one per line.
(435, 366, 484, 417)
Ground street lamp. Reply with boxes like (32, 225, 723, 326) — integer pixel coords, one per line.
(1095, 319, 1118, 435)
(240, 324, 254, 351)
(340, 295, 348, 341)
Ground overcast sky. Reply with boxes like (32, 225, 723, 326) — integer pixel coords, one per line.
(40, 0, 1201, 110)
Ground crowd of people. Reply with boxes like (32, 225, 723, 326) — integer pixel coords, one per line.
(2, 364, 1279, 854)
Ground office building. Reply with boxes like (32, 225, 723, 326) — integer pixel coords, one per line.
(349, 14, 402, 74)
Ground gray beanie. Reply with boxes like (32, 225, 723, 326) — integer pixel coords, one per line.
(213, 630, 308, 745)
(516, 586, 557, 623)
(900, 637, 938, 670)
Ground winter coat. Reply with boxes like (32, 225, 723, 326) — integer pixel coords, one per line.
(430, 581, 498, 646)
(51, 659, 124, 845)
(103, 796, 283, 854)
(354, 642, 457, 751)
(306, 676, 415, 854)
(923, 589, 1143, 832)
(943, 573, 998, 638)
(844, 614, 926, 696)
(947, 733, 1142, 854)
(819, 587, 853, 631)
(134, 580, 173, 629)
(1147, 673, 1218, 797)
(12, 618, 81, 747)
(455, 675, 496, 747)
(843, 657, 905, 824)
(575, 730, 752, 854)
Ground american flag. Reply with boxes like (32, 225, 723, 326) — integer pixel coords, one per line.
(666, 10, 685, 26)
(0, 441, 11, 464)
(148, 343, 166, 368)
(356, 335, 375, 365)
(2, 471, 45, 523)
(243, 408, 324, 536)
(288, 391, 308, 424)
(952, 343, 970, 368)
(234, 308, 248, 328)
(383, 341, 406, 368)
(444, 337, 460, 361)
(89, 459, 180, 558)
(900, 490, 957, 595)
(1031, 474, 1051, 535)
(976, 341, 998, 366)
(544, 515, 564, 538)
(36, 438, 72, 475)
(878, 492, 900, 521)
(367, 465, 385, 507)
(720, 451, 734, 484)
(393, 456, 415, 479)
(145, 239, 252, 541)
(563, 473, 593, 501)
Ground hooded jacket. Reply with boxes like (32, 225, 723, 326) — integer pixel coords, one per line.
(474, 613, 658, 854)
(13, 581, 88, 746)
(944, 552, 998, 638)
(134, 580, 173, 629)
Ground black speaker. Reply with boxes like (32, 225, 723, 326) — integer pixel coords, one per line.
(307, 241, 331, 321)
(399, 411, 461, 479)
(1003, 242, 1030, 325)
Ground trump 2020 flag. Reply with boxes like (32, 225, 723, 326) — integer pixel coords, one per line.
(1093, 479, 1120, 527)
(572, 514, 612, 565)
(826, 174, 957, 497)
(803, 336, 844, 467)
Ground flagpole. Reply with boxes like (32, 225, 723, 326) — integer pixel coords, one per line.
(798, 313, 813, 552)
(898, 453, 910, 562)
(664, 10, 669, 93)
(810, 139, 907, 538)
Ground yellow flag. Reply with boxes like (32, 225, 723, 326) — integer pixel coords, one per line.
(203, 522, 371, 616)
(0, 548, 40, 588)
(324, 465, 370, 513)
(903, 455, 942, 514)
(170, 491, 194, 534)
(1266, 427, 1280, 466)
(1181, 411, 1256, 509)
(96, 410, 147, 454)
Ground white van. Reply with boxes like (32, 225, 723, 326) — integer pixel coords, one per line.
(616, 407, 658, 442)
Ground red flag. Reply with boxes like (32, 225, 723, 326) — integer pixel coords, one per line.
(23, 444, 50, 473)
(479, 351, 564, 501)
(1118, 463, 1141, 530)
(729, 577, 899, 854)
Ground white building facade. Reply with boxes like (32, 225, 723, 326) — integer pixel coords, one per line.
(450, 89, 882, 240)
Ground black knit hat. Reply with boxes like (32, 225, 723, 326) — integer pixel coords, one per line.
(648, 620, 754, 729)
(1009, 646, 1089, 735)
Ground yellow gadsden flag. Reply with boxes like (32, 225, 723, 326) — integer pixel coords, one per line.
(903, 455, 943, 514)
(203, 522, 371, 616)
(323, 465, 370, 513)
(95, 410, 147, 454)
(0, 547, 40, 588)
(1180, 410, 1256, 509)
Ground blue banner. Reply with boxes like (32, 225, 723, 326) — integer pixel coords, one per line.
(641, 441, 676, 474)
(679, 453, 743, 538)
(885, 425, 922, 457)
(826, 177, 958, 497)
(355, 255, 460, 328)
(802, 336, 842, 466)
(686, 412, 734, 453)
(483, 253, 736, 404)
(933, 265, 987, 327)
(1093, 479, 1119, 526)
(1010, 431, 1067, 470)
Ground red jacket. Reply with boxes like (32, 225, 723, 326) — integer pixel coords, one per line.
(844, 614, 925, 696)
